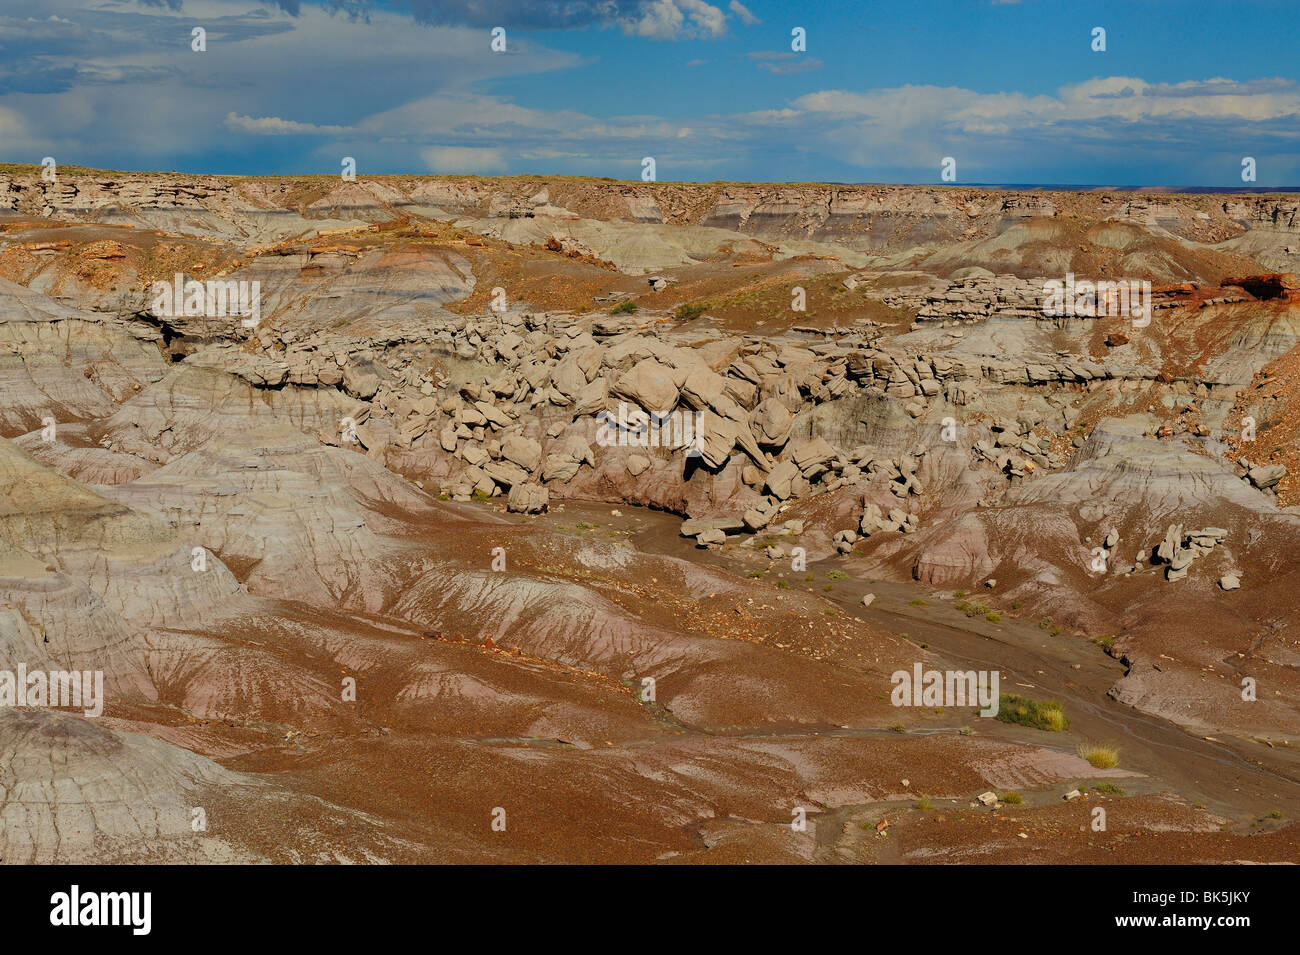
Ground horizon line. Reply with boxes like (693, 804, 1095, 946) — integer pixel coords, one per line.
(1, 165, 1297, 195)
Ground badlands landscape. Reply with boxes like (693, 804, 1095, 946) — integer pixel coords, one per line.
(1, 167, 1299, 864)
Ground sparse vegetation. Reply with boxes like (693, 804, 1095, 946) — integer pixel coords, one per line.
(609, 300, 638, 315)
(674, 302, 707, 322)
(1078, 741, 1120, 769)
(955, 600, 998, 620)
(1093, 782, 1125, 795)
(908, 598, 928, 607)
(1001, 791, 1023, 804)
(996, 694, 1069, 732)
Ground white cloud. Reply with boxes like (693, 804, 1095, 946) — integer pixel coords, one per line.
(747, 51, 823, 75)
(225, 113, 351, 135)
(729, 1, 759, 26)
(621, 0, 727, 39)
(3, 0, 1297, 185)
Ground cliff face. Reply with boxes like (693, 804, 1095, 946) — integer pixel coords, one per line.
(4, 168, 1299, 251)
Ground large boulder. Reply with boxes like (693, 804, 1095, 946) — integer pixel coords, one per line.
(693, 411, 738, 469)
(680, 516, 745, 537)
(791, 437, 835, 478)
(506, 483, 549, 514)
(680, 367, 727, 412)
(539, 435, 594, 482)
(749, 399, 793, 449)
(552, 357, 587, 400)
(341, 362, 381, 400)
(573, 379, 607, 417)
(765, 460, 800, 500)
(501, 434, 542, 471)
(484, 459, 529, 489)
(1248, 464, 1287, 489)
(613, 358, 679, 414)
(541, 454, 581, 482)
(695, 528, 726, 547)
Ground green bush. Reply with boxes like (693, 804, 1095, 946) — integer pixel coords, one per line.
(996, 694, 1069, 732)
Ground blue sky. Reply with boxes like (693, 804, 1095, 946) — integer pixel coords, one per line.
(0, 0, 1297, 185)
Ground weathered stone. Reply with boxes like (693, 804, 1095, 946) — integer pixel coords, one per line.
(506, 483, 549, 513)
(749, 398, 794, 449)
(501, 434, 542, 471)
(613, 358, 678, 413)
(342, 363, 381, 399)
(1249, 464, 1286, 489)
(695, 528, 726, 547)
(790, 437, 835, 477)
(680, 516, 744, 537)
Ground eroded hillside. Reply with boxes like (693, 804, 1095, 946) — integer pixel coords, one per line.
(1, 167, 1298, 863)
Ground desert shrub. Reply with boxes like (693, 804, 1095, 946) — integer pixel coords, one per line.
(1078, 741, 1119, 768)
(996, 694, 1069, 732)
(674, 302, 707, 321)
